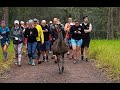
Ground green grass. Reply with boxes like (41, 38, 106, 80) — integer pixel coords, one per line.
(89, 40, 120, 82)
(0, 41, 14, 74)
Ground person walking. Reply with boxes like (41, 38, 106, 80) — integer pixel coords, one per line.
(33, 18, 44, 64)
(40, 20, 51, 62)
(80, 16, 92, 62)
(10, 20, 24, 67)
(70, 19, 84, 63)
(0, 20, 10, 63)
(24, 19, 38, 66)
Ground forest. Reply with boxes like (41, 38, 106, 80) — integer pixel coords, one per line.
(0, 7, 120, 39)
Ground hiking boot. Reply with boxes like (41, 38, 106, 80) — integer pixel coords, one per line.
(32, 61, 35, 66)
(85, 58, 88, 62)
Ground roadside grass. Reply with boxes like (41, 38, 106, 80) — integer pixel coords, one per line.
(0, 41, 14, 75)
(89, 40, 120, 82)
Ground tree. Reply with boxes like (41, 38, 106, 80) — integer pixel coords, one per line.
(3, 7, 9, 25)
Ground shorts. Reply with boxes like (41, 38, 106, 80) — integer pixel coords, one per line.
(71, 38, 83, 47)
(40, 41, 50, 51)
(81, 38, 91, 48)
(1, 40, 10, 47)
(37, 41, 41, 51)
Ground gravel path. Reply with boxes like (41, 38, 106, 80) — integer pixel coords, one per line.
(0, 53, 111, 83)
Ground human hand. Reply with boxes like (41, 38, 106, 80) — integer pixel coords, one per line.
(0, 35, 3, 39)
(74, 31, 77, 34)
(15, 37, 19, 40)
(84, 30, 88, 33)
(41, 42, 44, 45)
(77, 31, 81, 34)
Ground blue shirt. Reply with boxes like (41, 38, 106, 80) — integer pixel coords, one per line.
(0, 27, 10, 44)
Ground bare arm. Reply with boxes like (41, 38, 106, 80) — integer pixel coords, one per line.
(84, 23, 92, 33)
(64, 23, 69, 31)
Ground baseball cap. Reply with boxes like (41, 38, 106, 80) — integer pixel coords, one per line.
(14, 20, 19, 24)
(20, 21, 24, 24)
(1, 20, 6, 24)
(33, 18, 38, 22)
(28, 19, 33, 23)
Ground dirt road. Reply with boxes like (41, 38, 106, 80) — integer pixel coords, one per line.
(0, 53, 111, 83)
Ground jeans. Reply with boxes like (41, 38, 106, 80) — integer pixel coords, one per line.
(27, 42, 37, 59)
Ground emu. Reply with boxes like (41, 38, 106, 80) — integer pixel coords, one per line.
(52, 30, 69, 74)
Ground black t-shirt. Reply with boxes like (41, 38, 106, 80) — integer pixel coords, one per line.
(81, 23, 90, 39)
(70, 25, 84, 40)
(41, 25, 51, 41)
(24, 27, 38, 43)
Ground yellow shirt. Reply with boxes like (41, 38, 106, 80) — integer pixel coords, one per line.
(35, 25, 44, 43)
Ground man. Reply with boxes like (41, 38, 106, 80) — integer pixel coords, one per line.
(81, 16, 92, 62)
(48, 21, 52, 54)
(50, 18, 65, 63)
(40, 20, 51, 62)
(33, 18, 44, 64)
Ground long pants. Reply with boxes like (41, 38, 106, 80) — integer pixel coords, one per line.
(27, 42, 37, 59)
(13, 43, 23, 63)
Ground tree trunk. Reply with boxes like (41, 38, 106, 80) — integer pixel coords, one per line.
(3, 7, 8, 25)
(110, 7, 114, 39)
(107, 8, 111, 40)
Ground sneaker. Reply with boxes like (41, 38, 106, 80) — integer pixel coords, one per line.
(18, 62, 21, 67)
(51, 55, 55, 59)
(81, 56, 84, 61)
(32, 61, 35, 66)
(38, 60, 42, 64)
(28, 58, 32, 65)
(54, 60, 57, 64)
(67, 52, 70, 55)
(49, 51, 52, 54)
(46, 56, 49, 62)
(42, 56, 45, 62)
(15, 62, 18, 65)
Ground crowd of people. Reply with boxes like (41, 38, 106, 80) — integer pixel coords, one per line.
(0, 16, 92, 67)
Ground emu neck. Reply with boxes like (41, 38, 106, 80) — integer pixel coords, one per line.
(58, 32, 63, 46)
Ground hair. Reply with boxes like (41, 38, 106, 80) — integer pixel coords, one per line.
(83, 16, 88, 20)
(74, 19, 79, 22)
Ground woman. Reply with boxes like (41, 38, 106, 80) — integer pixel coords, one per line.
(64, 18, 74, 58)
(24, 19, 38, 66)
(70, 19, 84, 63)
(0, 20, 10, 62)
(10, 20, 24, 67)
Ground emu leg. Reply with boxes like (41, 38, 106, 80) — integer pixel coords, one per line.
(57, 55, 61, 74)
(61, 54, 64, 73)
